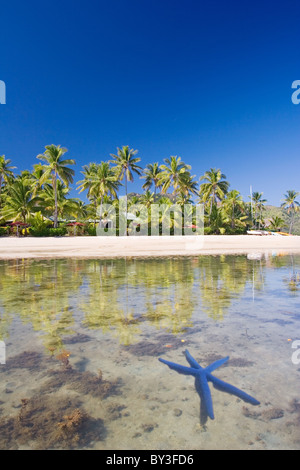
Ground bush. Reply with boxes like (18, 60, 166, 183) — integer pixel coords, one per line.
(86, 226, 97, 236)
(204, 226, 213, 235)
(225, 226, 247, 235)
(0, 227, 8, 236)
(29, 227, 67, 237)
(30, 228, 51, 237)
(49, 227, 67, 237)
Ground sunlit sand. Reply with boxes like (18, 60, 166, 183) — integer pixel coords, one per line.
(0, 234, 299, 259)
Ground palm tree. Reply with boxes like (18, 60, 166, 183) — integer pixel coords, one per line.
(142, 163, 162, 194)
(222, 190, 246, 230)
(82, 162, 121, 223)
(158, 156, 191, 195)
(139, 190, 155, 208)
(250, 192, 267, 229)
(39, 181, 82, 221)
(281, 190, 300, 234)
(199, 168, 229, 219)
(77, 163, 99, 200)
(37, 145, 75, 228)
(1, 179, 40, 224)
(176, 191, 193, 206)
(0, 155, 16, 209)
(177, 171, 198, 201)
(110, 146, 142, 234)
(269, 216, 285, 232)
(30, 163, 51, 197)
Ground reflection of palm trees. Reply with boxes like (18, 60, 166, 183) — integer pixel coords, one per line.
(80, 260, 142, 345)
(197, 256, 259, 320)
(1, 256, 298, 350)
(0, 259, 82, 352)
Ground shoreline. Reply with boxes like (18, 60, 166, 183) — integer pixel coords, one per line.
(0, 235, 299, 259)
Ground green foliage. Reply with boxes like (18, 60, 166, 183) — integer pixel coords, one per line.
(49, 227, 67, 237)
(30, 228, 52, 237)
(0, 227, 8, 236)
(86, 225, 97, 236)
(30, 226, 67, 237)
(1, 146, 299, 237)
(28, 211, 51, 231)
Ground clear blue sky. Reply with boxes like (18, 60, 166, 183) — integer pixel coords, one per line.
(0, 0, 299, 205)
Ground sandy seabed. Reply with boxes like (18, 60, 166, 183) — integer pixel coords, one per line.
(0, 234, 299, 259)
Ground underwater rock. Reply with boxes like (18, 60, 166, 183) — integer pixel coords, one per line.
(63, 333, 91, 344)
(123, 334, 185, 357)
(242, 406, 261, 419)
(243, 406, 284, 421)
(141, 423, 158, 433)
(261, 408, 284, 420)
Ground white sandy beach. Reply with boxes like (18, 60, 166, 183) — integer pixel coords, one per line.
(0, 234, 299, 259)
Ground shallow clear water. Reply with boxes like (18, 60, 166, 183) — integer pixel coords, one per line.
(0, 254, 299, 450)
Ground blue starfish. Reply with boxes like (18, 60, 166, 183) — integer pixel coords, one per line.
(159, 349, 260, 420)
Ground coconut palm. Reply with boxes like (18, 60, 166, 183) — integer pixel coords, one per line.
(109, 146, 142, 234)
(269, 216, 285, 232)
(110, 146, 142, 196)
(158, 156, 191, 195)
(77, 163, 99, 200)
(199, 168, 229, 219)
(177, 171, 198, 200)
(142, 163, 162, 194)
(0, 155, 16, 208)
(38, 181, 82, 221)
(222, 190, 246, 230)
(281, 190, 300, 234)
(176, 191, 193, 206)
(30, 163, 51, 196)
(250, 192, 267, 229)
(139, 190, 155, 208)
(83, 162, 121, 222)
(37, 145, 75, 228)
(1, 179, 40, 224)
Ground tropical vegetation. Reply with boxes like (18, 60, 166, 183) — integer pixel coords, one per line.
(0, 145, 299, 236)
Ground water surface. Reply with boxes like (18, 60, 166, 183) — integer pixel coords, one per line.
(0, 254, 299, 449)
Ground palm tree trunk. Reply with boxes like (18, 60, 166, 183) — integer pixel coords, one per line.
(289, 209, 295, 234)
(0, 175, 2, 210)
(209, 189, 214, 223)
(231, 203, 235, 229)
(125, 173, 128, 236)
(93, 198, 97, 228)
(100, 195, 103, 225)
(53, 172, 58, 229)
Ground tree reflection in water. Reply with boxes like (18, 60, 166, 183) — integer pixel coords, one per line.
(0, 254, 299, 350)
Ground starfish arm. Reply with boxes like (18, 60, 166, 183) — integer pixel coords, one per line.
(205, 356, 229, 373)
(159, 358, 198, 376)
(184, 349, 202, 369)
(195, 372, 214, 419)
(208, 374, 260, 405)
